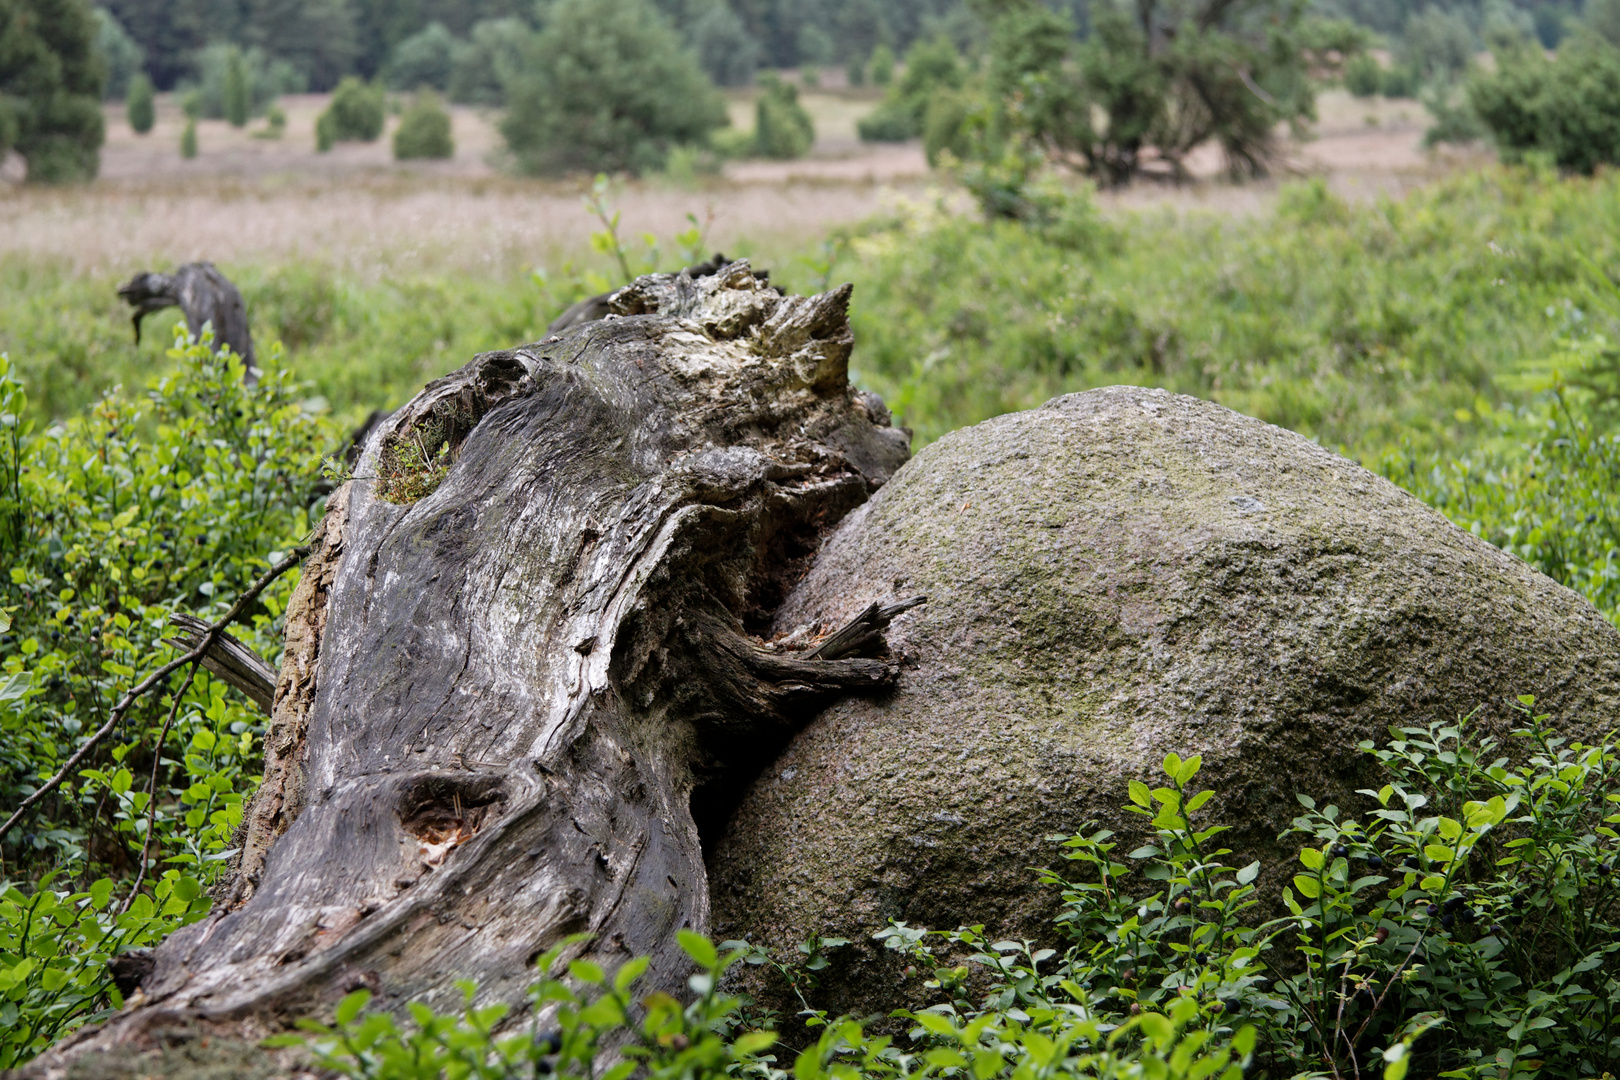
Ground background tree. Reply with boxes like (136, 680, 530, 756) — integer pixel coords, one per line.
(392, 88, 453, 158)
(387, 20, 463, 91)
(125, 69, 153, 131)
(501, 0, 726, 176)
(857, 34, 965, 141)
(179, 114, 196, 156)
(318, 74, 385, 141)
(222, 46, 249, 126)
(683, 0, 761, 87)
(928, 0, 1316, 192)
(870, 41, 894, 84)
(752, 71, 814, 158)
(0, 0, 106, 182)
(91, 6, 143, 99)
(1469, 35, 1620, 174)
(446, 16, 529, 104)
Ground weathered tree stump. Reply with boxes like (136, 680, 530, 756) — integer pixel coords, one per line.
(117, 262, 258, 382)
(34, 264, 912, 1071)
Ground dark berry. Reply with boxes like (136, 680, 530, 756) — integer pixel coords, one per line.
(1426, 904, 1440, 918)
(534, 1030, 561, 1053)
(1374, 927, 1389, 945)
(1512, 895, 1526, 910)
(1491, 924, 1506, 936)
(1365, 854, 1385, 869)
(1460, 908, 1476, 924)
(1219, 999, 1239, 1016)
(1331, 845, 1348, 859)
(1174, 900, 1190, 914)
(1444, 896, 1465, 913)
(1403, 855, 1421, 870)
(1601, 863, 1613, 876)
(1510, 914, 1524, 925)
(1441, 913, 1455, 931)
(1195, 953, 1208, 964)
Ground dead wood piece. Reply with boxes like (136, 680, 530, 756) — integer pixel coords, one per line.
(30, 262, 912, 1073)
(805, 595, 928, 661)
(117, 261, 258, 383)
(164, 613, 278, 713)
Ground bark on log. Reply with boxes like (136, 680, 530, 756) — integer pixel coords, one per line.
(117, 262, 258, 383)
(33, 263, 912, 1070)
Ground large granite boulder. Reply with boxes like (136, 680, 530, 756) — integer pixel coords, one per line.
(707, 385, 1620, 1019)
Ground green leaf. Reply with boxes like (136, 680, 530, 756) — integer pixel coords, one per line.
(1293, 874, 1321, 899)
(912, 1011, 957, 1037)
(733, 1031, 778, 1057)
(1128, 780, 1152, 808)
(678, 929, 719, 969)
(333, 989, 371, 1026)
(1162, 752, 1183, 780)
(1175, 755, 1202, 785)
(1424, 844, 1454, 865)
(613, 955, 649, 992)
(1299, 847, 1324, 871)
(569, 959, 606, 984)
(1236, 860, 1260, 885)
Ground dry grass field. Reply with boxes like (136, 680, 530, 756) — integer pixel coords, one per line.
(0, 84, 1484, 283)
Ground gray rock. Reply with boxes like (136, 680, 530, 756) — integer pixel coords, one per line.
(708, 385, 1620, 1019)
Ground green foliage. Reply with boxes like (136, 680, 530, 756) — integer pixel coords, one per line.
(387, 21, 462, 92)
(223, 46, 249, 127)
(500, 0, 727, 177)
(1345, 52, 1383, 97)
(0, 0, 106, 182)
(392, 90, 452, 160)
(1469, 38, 1620, 174)
(278, 930, 1261, 1080)
(446, 17, 530, 106)
(928, 0, 1316, 194)
(181, 42, 304, 121)
(857, 34, 963, 143)
(870, 42, 894, 85)
(0, 867, 205, 1067)
(684, 2, 760, 88)
(836, 167, 1619, 455)
(752, 73, 814, 160)
(0, 338, 340, 1067)
(91, 5, 142, 100)
(124, 71, 153, 132)
(179, 115, 196, 157)
(320, 75, 385, 142)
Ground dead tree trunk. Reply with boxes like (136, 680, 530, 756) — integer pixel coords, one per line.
(47, 264, 913, 1062)
(117, 262, 258, 382)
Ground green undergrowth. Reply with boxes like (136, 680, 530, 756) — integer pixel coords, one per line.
(0, 338, 340, 1065)
(278, 706, 1620, 1080)
(836, 166, 1618, 460)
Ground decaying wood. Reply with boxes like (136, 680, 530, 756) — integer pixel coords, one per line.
(164, 614, 278, 713)
(35, 262, 914, 1069)
(116, 262, 258, 382)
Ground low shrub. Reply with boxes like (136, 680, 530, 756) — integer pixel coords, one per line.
(319, 77, 386, 144)
(1345, 53, 1383, 97)
(277, 702, 1620, 1079)
(125, 74, 154, 134)
(0, 339, 339, 1066)
(1469, 38, 1620, 174)
(752, 74, 814, 160)
(393, 92, 454, 160)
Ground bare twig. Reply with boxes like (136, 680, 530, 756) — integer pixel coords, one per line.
(120, 661, 199, 915)
(0, 545, 311, 845)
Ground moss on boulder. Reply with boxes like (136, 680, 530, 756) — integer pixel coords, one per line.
(708, 385, 1620, 1020)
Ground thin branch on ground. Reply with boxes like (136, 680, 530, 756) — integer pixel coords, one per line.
(120, 661, 200, 915)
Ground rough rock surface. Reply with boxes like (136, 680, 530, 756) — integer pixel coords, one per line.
(708, 385, 1620, 1019)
